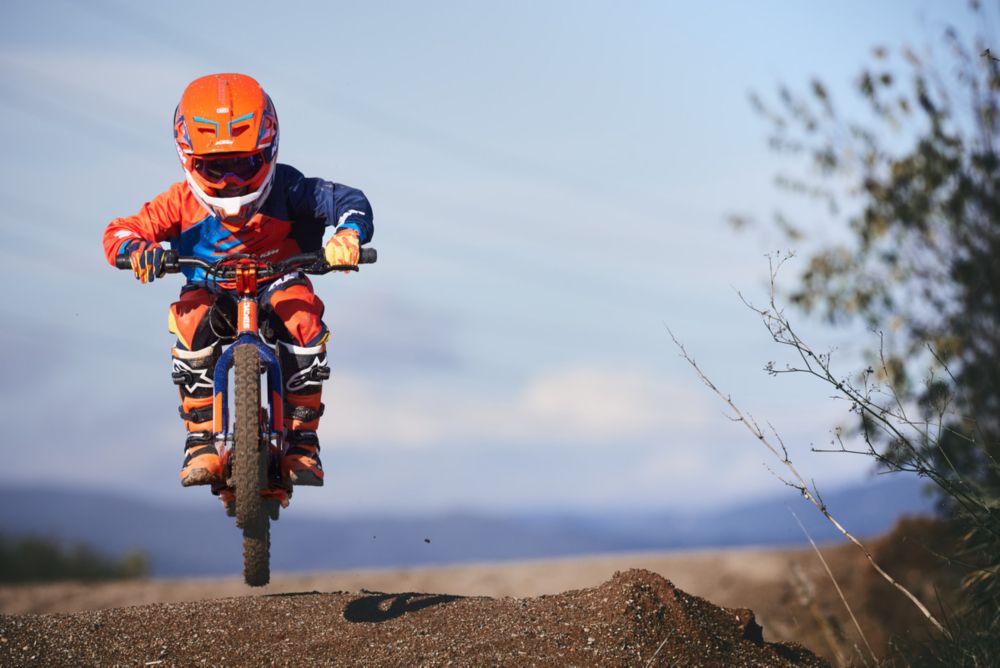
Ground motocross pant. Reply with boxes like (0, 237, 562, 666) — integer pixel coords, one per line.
(167, 273, 331, 473)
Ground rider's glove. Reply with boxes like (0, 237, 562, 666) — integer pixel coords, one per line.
(125, 240, 167, 284)
(324, 228, 360, 268)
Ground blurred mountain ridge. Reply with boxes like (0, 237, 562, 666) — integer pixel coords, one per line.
(0, 475, 934, 577)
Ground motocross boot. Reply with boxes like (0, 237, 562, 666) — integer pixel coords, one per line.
(277, 341, 329, 486)
(172, 345, 223, 486)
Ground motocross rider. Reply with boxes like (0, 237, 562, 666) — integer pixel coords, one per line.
(102, 73, 373, 494)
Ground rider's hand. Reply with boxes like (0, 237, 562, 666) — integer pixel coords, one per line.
(324, 228, 360, 268)
(127, 241, 167, 284)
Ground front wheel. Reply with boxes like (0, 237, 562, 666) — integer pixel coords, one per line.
(232, 344, 270, 587)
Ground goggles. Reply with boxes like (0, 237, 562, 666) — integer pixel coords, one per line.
(192, 152, 265, 183)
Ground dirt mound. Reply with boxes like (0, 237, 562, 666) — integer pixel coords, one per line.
(0, 569, 826, 667)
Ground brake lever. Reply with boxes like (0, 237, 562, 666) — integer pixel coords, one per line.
(320, 263, 360, 273)
(298, 259, 359, 274)
(305, 260, 336, 275)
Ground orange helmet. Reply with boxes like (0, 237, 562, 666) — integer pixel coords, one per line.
(173, 73, 279, 225)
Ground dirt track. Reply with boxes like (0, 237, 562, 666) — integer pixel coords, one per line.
(0, 545, 871, 666)
(0, 528, 947, 666)
(0, 546, 808, 616)
(0, 569, 826, 667)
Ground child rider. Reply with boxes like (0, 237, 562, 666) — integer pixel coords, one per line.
(102, 73, 373, 495)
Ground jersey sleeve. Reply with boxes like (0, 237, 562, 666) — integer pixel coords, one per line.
(102, 183, 185, 265)
(285, 167, 375, 244)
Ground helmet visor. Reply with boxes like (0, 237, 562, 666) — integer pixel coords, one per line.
(192, 153, 265, 183)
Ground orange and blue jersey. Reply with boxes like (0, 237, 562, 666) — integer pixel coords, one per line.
(103, 163, 373, 285)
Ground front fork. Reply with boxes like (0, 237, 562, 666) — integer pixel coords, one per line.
(211, 291, 288, 491)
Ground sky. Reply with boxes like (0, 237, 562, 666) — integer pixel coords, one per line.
(0, 1, 984, 517)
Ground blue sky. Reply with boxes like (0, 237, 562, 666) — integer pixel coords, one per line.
(0, 1, 980, 516)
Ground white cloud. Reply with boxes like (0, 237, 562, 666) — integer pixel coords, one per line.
(320, 366, 711, 450)
(638, 444, 717, 483)
(519, 368, 706, 438)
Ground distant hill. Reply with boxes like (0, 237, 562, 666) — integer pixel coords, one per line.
(0, 476, 934, 577)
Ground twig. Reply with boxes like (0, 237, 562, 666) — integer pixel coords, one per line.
(644, 628, 675, 667)
(791, 510, 878, 665)
(667, 326, 951, 638)
(742, 255, 997, 537)
(789, 561, 850, 667)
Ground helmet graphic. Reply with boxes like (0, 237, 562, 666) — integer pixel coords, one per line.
(173, 73, 279, 226)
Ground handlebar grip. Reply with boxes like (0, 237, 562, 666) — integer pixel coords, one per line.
(359, 247, 378, 264)
(114, 249, 181, 272)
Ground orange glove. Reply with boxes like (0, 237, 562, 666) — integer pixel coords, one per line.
(324, 228, 360, 267)
(127, 241, 167, 284)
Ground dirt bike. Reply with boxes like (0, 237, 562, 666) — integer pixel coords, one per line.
(117, 247, 376, 586)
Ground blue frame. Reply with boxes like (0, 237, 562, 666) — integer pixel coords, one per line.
(213, 333, 284, 441)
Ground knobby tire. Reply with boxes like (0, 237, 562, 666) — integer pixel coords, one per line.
(233, 344, 270, 587)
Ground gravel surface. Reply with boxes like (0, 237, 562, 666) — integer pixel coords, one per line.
(0, 569, 826, 667)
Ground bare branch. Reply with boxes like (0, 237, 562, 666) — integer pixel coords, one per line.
(667, 325, 951, 637)
(792, 510, 878, 665)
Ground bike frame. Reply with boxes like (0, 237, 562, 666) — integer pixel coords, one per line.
(211, 261, 286, 477)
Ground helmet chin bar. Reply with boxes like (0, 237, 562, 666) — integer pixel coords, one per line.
(185, 162, 275, 220)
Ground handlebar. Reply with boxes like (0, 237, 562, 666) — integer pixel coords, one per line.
(115, 247, 377, 278)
